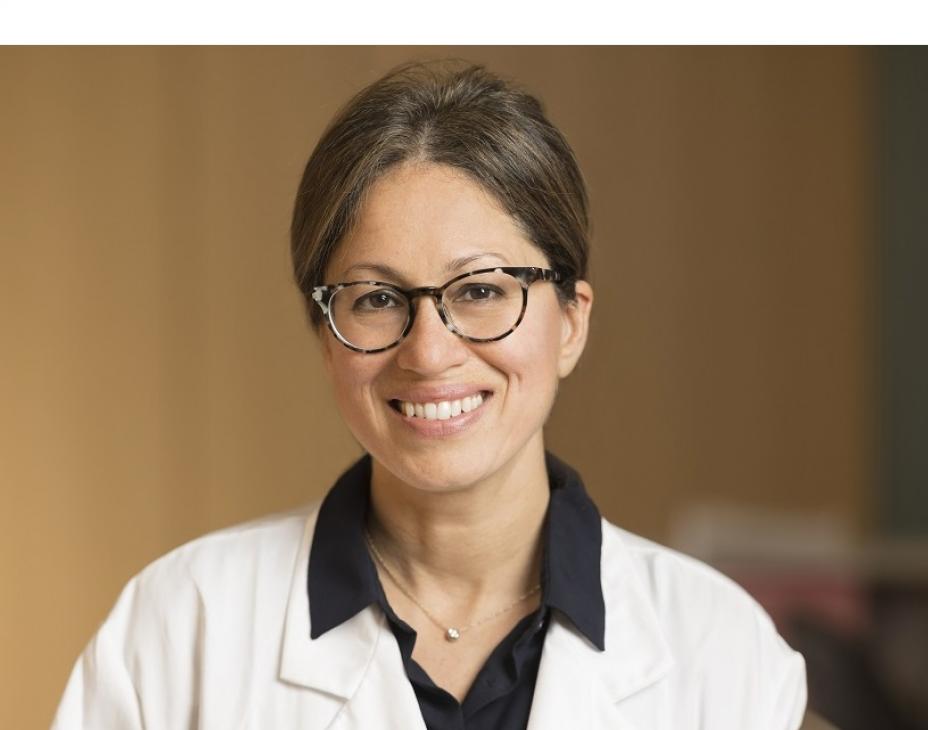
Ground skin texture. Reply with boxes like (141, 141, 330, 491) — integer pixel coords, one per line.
(319, 161, 593, 700)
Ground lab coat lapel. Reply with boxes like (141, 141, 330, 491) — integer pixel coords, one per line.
(527, 618, 643, 730)
(330, 611, 428, 730)
(527, 520, 675, 730)
(277, 507, 426, 730)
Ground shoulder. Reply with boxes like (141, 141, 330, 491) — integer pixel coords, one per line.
(601, 520, 807, 729)
(141, 503, 317, 584)
(122, 502, 320, 621)
(52, 504, 322, 729)
(603, 520, 772, 633)
(602, 518, 794, 655)
(90, 503, 319, 679)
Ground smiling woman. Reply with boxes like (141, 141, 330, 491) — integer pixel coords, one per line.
(313, 161, 590, 501)
(51, 60, 807, 730)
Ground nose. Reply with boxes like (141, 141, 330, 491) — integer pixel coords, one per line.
(394, 295, 469, 375)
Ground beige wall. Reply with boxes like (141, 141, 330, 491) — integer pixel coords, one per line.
(0, 47, 873, 727)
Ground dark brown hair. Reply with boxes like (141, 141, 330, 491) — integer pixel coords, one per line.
(290, 59, 590, 327)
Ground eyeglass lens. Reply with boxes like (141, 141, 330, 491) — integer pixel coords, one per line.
(329, 270, 525, 351)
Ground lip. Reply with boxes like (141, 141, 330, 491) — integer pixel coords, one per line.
(387, 384, 493, 403)
(386, 388, 492, 438)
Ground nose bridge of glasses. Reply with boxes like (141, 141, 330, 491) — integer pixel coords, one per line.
(405, 285, 444, 302)
(405, 286, 453, 330)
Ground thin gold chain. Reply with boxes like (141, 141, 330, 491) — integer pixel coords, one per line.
(363, 527, 541, 641)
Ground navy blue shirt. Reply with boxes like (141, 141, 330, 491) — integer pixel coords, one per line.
(307, 453, 605, 729)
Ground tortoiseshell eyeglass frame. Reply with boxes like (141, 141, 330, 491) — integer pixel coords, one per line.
(309, 266, 562, 354)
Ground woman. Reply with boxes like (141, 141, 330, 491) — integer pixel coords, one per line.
(53, 60, 807, 730)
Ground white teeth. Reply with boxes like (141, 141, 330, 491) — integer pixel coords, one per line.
(396, 393, 486, 420)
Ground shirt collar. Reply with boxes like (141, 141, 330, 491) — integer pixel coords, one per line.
(307, 452, 605, 650)
(542, 451, 605, 650)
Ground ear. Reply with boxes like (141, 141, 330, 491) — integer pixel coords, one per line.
(557, 280, 593, 378)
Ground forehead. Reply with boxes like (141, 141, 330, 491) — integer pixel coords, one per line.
(326, 162, 545, 282)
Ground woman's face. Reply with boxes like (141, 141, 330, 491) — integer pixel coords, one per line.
(320, 161, 592, 493)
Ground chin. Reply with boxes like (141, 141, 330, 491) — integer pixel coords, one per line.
(371, 443, 501, 494)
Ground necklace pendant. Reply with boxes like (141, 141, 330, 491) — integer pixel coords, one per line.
(445, 627, 461, 642)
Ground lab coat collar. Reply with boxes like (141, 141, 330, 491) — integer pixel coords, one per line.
(280, 505, 674, 727)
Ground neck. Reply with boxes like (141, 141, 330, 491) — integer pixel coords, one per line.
(367, 439, 550, 602)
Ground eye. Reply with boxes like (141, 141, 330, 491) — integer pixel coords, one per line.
(454, 283, 504, 302)
(353, 289, 403, 311)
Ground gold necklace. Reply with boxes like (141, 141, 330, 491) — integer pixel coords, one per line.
(363, 527, 542, 643)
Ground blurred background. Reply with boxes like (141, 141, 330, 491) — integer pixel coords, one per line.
(0, 46, 925, 728)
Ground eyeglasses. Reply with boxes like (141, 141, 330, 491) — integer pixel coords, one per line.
(311, 266, 562, 353)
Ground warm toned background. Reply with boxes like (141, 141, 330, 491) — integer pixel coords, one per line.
(1, 47, 875, 727)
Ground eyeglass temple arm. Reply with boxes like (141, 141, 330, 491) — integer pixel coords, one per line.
(310, 287, 330, 314)
(519, 267, 561, 284)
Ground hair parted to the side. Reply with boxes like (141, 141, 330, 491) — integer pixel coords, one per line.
(290, 58, 590, 328)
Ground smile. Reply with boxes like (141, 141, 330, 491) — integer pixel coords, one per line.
(389, 391, 490, 421)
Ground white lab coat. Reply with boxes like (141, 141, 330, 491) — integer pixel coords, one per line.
(52, 502, 806, 729)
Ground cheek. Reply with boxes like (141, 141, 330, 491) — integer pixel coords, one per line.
(323, 342, 383, 410)
(493, 299, 564, 396)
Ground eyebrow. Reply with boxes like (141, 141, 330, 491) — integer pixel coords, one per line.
(341, 252, 511, 283)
